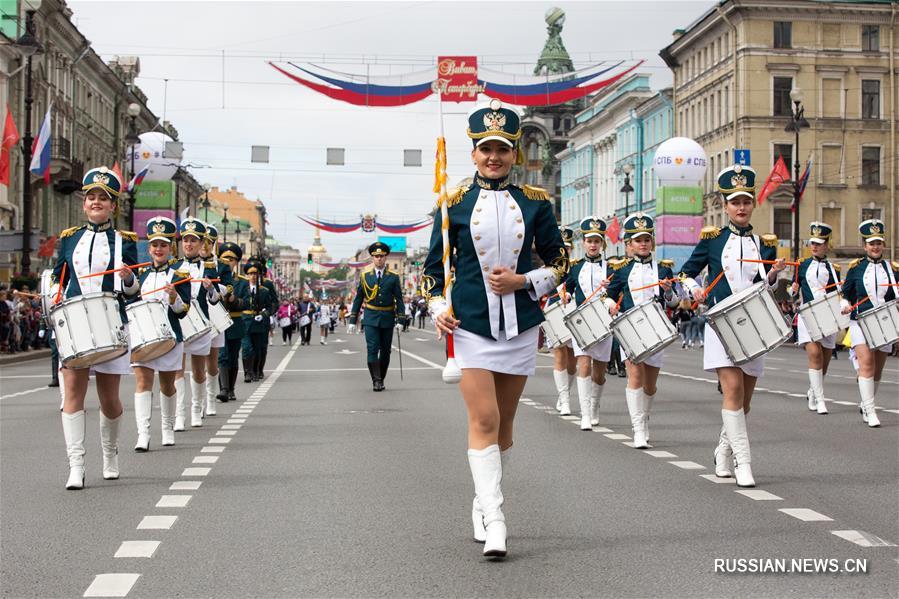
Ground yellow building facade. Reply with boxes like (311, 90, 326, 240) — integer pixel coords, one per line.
(661, 0, 897, 259)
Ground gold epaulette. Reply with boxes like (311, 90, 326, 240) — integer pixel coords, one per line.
(60, 226, 81, 238)
(175, 269, 191, 279)
(569, 258, 581, 267)
(847, 258, 861, 270)
(167, 257, 178, 265)
(699, 226, 720, 240)
(440, 185, 469, 209)
(119, 230, 138, 242)
(204, 260, 216, 268)
(833, 263, 841, 272)
(522, 185, 550, 201)
(610, 258, 631, 271)
(892, 260, 899, 271)
(761, 234, 778, 247)
(659, 259, 675, 268)
(138, 266, 149, 277)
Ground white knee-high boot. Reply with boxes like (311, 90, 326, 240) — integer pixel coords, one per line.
(160, 391, 177, 446)
(99, 412, 121, 480)
(591, 382, 604, 426)
(134, 391, 152, 452)
(713, 424, 733, 477)
(205, 374, 218, 416)
(61, 410, 85, 490)
(189, 374, 204, 427)
(174, 377, 186, 431)
(468, 445, 506, 557)
(576, 377, 592, 431)
(642, 391, 655, 441)
(553, 369, 570, 413)
(722, 409, 754, 487)
(807, 368, 827, 414)
(858, 377, 880, 427)
(625, 387, 648, 448)
(471, 447, 511, 543)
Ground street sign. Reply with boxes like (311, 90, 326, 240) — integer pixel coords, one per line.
(735, 149, 751, 165)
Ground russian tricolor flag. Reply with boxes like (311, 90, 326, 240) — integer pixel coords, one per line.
(127, 164, 149, 193)
(29, 107, 51, 183)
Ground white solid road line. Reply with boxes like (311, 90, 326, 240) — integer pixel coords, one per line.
(0, 386, 45, 402)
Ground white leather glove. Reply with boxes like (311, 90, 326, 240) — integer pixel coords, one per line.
(347, 324, 357, 335)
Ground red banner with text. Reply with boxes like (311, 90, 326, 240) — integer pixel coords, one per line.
(435, 56, 483, 103)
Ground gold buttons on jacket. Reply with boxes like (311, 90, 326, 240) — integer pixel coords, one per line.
(517, 233, 523, 239)
(516, 217, 523, 223)
(474, 235, 481, 241)
(479, 250, 486, 256)
(483, 266, 489, 272)
(473, 220, 480, 225)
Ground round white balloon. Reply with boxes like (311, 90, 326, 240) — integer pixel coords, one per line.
(126, 132, 181, 181)
(653, 137, 708, 185)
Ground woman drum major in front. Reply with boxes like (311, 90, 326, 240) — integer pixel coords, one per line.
(678, 165, 786, 488)
(53, 167, 141, 490)
(422, 100, 568, 559)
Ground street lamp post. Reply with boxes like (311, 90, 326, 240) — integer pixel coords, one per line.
(620, 163, 634, 219)
(222, 204, 229, 242)
(201, 184, 211, 221)
(124, 103, 141, 230)
(785, 87, 810, 261)
(16, 7, 42, 276)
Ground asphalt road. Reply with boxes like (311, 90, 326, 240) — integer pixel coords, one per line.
(1, 326, 896, 598)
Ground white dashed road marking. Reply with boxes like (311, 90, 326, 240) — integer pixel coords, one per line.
(182, 467, 211, 476)
(83, 573, 141, 597)
(137, 516, 177, 530)
(779, 508, 833, 522)
(669, 461, 705, 470)
(645, 450, 678, 458)
(831, 530, 897, 547)
(114, 541, 160, 558)
(735, 490, 783, 501)
(170, 481, 201, 490)
(156, 495, 191, 508)
(699, 474, 735, 484)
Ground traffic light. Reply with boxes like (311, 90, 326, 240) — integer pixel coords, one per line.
(307, 253, 313, 265)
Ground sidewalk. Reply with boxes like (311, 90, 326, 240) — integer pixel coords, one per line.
(0, 348, 51, 366)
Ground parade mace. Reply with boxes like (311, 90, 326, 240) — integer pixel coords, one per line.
(435, 99, 461, 384)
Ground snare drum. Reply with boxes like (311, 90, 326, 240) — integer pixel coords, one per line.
(705, 282, 791, 365)
(612, 301, 679, 364)
(39, 269, 54, 325)
(180, 299, 213, 344)
(206, 299, 233, 335)
(857, 299, 899, 348)
(50, 292, 128, 369)
(563, 296, 613, 351)
(798, 291, 850, 342)
(542, 300, 575, 348)
(126, 299, 176, 362)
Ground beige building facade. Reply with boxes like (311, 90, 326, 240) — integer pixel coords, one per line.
(661, 0, 897, 259)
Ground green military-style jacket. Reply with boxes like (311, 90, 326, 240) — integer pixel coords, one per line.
(349, 269, 404, 329)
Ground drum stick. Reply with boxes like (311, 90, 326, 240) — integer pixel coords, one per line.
(849, 296, 869, 311)
(78, 261, 151, 279)
(881, 283, 899, 287)
(691, 271, 726, 309)
(818, 282, 841, 292)
(631, 278, 675, 293)
(582, 274, 614, 305)
(54, 263, 67, 305)
(739, 258, 800, 267)
(13, 291, 41, 298)
(142, 277, 193, 296)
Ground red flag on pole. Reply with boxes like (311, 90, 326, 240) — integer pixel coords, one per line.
(606, 216, 621, 245)
(757, 155, 790, 206)
(37, 235, 57, 257)
(0, 105, 20, 186)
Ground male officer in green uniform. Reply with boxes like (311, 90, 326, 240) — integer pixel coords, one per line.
(242, 259, 272, 382)
(215, 242, 249, 402)
(347, 242, 407, 391)
(253, 255, 279, 376)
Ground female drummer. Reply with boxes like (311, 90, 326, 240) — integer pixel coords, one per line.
(172, 218, 220, 429)
(678, 165, 785, 488)
(840, 219, 898, 428)
(562, 217, 612, 431)
(606, 214, 677, 448)
(53, 167, 140, 490)
(200, 224, 232, 415)
(549, 226, 576, 415)
(423, 100, 568, 558)
(132, 217, 192, 450)
(791, 222, 840, 415)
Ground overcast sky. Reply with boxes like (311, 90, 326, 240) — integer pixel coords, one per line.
(69, 0, 710, 259)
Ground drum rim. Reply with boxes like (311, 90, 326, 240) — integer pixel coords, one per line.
(60, 344, 128, 367)
(611, 301, 678, 363)
(705, 281, 767, 316)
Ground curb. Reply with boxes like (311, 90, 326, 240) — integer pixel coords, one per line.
(0, 348, 51, 366)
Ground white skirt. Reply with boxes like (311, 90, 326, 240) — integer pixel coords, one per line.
(455, 326, 539, 376)
(132, 342, 184, 372)
(627, 347, 665, 369)
(184, 330, 213, 356)
(703, 323, 764, 378)
(572, 335, 613, 363)
(210, 330, 225, 349)
(90, 324, 132, 376)
(796, 316, 837, 349)
(849, 320, 894, 353)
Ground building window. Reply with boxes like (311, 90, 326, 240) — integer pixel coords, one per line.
(862, 25, 880, 52)
(862, 80, 880, 119)
(773, 208, 792, 240)
(773, 77, 793, 116)
(861, 146, 880, 185)
(820, 145, 843, 184)
(528, 142, 538, 161)
(861, 207, 882, 222)
(774, 21, 792, 49)
(774, 143, 793, 166)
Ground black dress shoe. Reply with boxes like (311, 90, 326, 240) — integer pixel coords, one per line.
(48, 379, 59, 388)
(244, 373, 252, 383)
(607, 365, 618, 376)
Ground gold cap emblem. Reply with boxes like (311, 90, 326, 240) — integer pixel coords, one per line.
(870, 224, 882, 235)
(484, 111, 507, 132)
(152, 222, 166, 234)
(93, 173, 110, 186)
